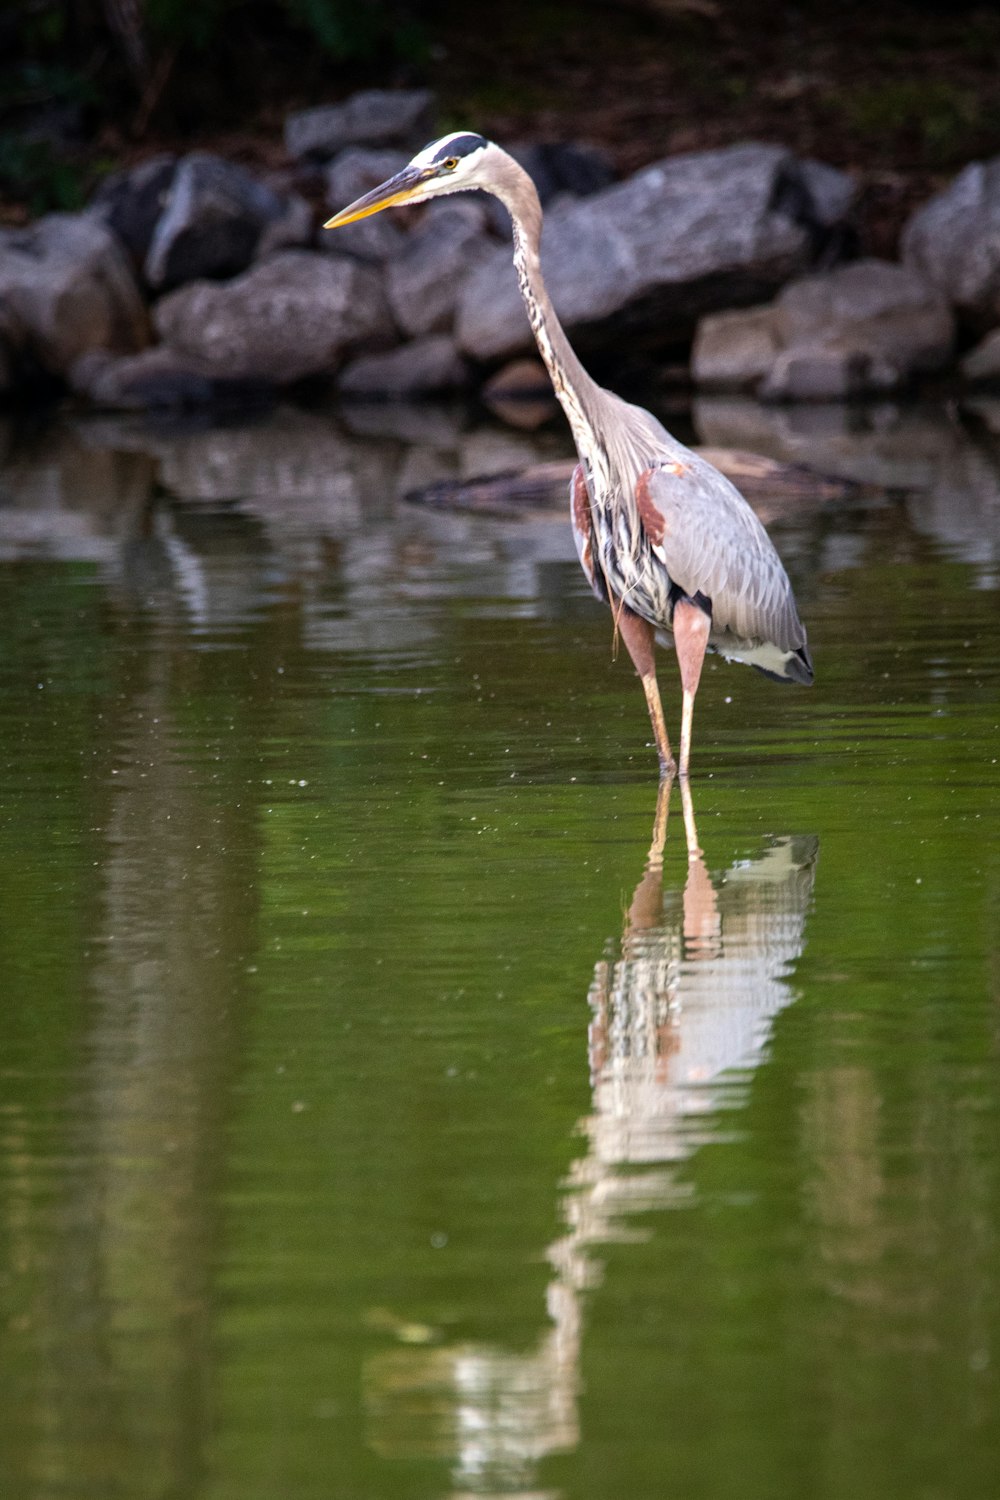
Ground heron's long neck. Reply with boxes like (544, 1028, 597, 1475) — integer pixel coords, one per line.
(505, 190, 607, 464)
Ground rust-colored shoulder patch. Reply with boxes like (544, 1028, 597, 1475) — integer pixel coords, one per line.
(570, 464, 590, 535)
(570, 463, 599, 591)
(635, 466, 668, 546)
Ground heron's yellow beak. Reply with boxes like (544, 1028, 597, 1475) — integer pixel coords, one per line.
(323, 165, 430, 229)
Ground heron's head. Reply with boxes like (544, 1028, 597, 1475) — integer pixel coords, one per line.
(323, 131, 499, 229)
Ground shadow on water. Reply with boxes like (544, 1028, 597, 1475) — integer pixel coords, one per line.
(363, 783, 818, 1498)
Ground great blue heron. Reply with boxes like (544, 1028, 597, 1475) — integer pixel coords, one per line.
(325, 132, 813, 777)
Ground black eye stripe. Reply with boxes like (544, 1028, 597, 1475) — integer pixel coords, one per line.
(431, 134, 486, 164)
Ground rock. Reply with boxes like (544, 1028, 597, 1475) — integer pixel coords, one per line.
(337, 335, 470, 397)
(511, 141, 615, 203)
(0, 213, 149, 377)
(285, 90, 435, 162)
(68, 346, 255, 409)
(326, 146, 410, 205)
(456, 144, 832, 362)
(482, 142, 616, 240)
(0, 303, 24, 392)
(256, 192, 315, 259)
(961, 328, 1000, 384)
(774, 259, 951, 358)
(693, 259, 953, 400)
(761, 347, 892, 402)
(387, 205, 493, 336)
(144, 152, 308, 291)
(691, 305, 780, 391)
(323, 148, 410, 262)
(89, 154, 178, 264)
(153, 250, 393, 385)
(761, 259, 953, 398)
(795, 158, 857, 231)
(902, 157, 1000, 331)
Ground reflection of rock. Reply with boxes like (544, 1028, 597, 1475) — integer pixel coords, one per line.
(0, 422, 153, 561)
(693, 395, 953, 491)
(907, 434, 1000, 575)
(694, 395, 1000, 583)
(362, 789, 818, 1497)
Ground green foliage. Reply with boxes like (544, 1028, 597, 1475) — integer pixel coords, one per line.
(0, 130, 85, 211)
(833, 77, 988, 163)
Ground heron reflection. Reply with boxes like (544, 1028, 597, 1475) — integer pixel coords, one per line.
(364, 783, 818, 1496)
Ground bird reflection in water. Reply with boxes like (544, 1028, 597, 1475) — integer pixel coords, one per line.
(364, 783, 818, 1498)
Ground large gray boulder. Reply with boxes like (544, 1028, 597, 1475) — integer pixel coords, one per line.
(89, 154, 178, 264)
(693, 259, 953, 400)
(153, 250, 393, 385)
(691, 305, 779, 392)
(456, 144, 843, 362)
(961, 328, 1000, 384)
(69, 346, 235, 409)
(902, 157, 1000, 331)
(337, 335, 470, 397)
(0, 213, 149, 377)
(144, 153, 312, 291)
(510, 141, 615, 204)
(0, 303, 24, 392)
(323, 148, 409, 262)
(387, 204, 493, 336)
(285, 90, 435, 162)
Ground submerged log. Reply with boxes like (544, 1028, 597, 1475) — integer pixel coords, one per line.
(404, 449, 858, 519)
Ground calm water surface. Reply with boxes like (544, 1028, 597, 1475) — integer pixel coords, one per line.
(1, 398, 999, 1500)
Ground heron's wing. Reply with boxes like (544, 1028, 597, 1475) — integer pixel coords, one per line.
(570, 463, 607, 603)
(637, 457, 806, 650)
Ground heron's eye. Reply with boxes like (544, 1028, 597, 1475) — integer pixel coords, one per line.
(443, 156, 459, 171)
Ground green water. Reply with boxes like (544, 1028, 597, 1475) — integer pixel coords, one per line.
(1, 402, 999, 1500)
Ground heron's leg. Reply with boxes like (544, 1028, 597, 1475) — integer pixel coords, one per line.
(673, 598, 711, 779)
(615, 605, 676, 777)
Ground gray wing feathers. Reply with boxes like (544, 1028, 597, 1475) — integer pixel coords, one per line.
(646, 457, 806, 651)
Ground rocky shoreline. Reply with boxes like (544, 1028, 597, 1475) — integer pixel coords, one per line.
(2, 88, 1000, 413)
